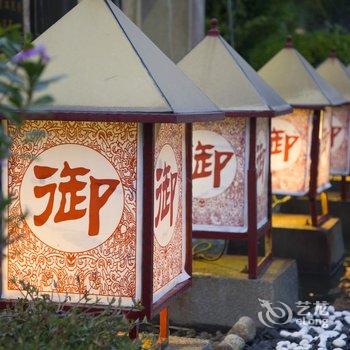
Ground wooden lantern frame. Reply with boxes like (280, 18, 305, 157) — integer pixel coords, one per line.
(179, 19, 292, 280)
(0, 110, 222, 321)
(271, 107, 331, 227)
(193, 114, 279, 279)
(307, 108, 330, 227)
(259, 36, 349, 228)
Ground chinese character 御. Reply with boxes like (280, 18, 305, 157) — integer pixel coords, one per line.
(331, 126, 342, 147)
(33, 161, 120, 236)
(271, 128, 299, 162)
(192, 141, 234, 188)
(155, 162, 178, 228)
(192, 141, 213, 179)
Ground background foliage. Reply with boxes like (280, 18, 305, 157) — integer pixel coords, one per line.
(206, 0, 350, 69)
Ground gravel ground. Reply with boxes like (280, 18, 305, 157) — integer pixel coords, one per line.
(164, 257, 350, 350)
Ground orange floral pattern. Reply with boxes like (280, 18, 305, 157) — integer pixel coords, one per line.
(153, 124, 184, 292)
(5, 120, 138, 301)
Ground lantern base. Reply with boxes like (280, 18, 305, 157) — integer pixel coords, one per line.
(279, 192, 350, 254)
(272, 213, 344, 275)
(167, 256, 298, 328)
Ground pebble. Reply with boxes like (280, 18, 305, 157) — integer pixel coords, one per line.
(301, 334, 313, 342)
(280, 330, 291, 337)
(328, 306, 335, 314)
(215, 334, 245, 350)
(344, 316, 350, 325)
(214, 306, 350, 349)
(228, 316, 256, 342)
(332, 337, 346, 347)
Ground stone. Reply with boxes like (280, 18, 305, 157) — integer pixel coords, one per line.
(202, 343, 214, 350)
(214, 334, 245, 350)
(301, 334, 313, 342)
(280, 330, 291, 337)
(344, 316, 350, 325)
(328, 306, 335, 314)
(228, 316, 256, 342)
(332, 337, 346, 347)
(169, 258, 298, 328)
(168, 336, 209, 350)
(299, 339, 310, 346)
(212, 331, 224, 342)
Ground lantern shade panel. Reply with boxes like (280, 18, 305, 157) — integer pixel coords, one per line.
(153, 123, 189, 303)
(178, 22, 291, 235)
(317, 56, 350, 176)
(260, 39, 347, 202)
(271, 109, 313, 195)
(317, 108, 332, 192)
(2, 120, 141, 306)
(329, 106, 350, 175)
(256, 117, 270, 228)
(192, 118, 249, 233)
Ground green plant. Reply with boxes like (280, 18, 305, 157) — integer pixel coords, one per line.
(0, 279, 151, 350)
(0, 24, 55, 214)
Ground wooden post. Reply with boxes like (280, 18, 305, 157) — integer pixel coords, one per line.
(341, 175, 348, 201)
(308, 109, 321, 226)
(141, 123, 155, 320)
(158, 307, 169, 348)
(248, 118, 258, 279)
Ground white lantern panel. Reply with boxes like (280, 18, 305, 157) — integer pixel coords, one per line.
(271, 109, 313, 195)
(192, 118, 249, 233)
(256, 118, 270, 228)
(317, 108, 332, 192)
(153, 124, 189, 303)
(330, 106, 350, 175)
(2, 120, 140, 306)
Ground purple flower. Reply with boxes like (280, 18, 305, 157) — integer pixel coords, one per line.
(12, 44, 50, 64)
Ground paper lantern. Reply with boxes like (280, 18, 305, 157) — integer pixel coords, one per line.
(259, 37, 347, 225)
(178, 19, 291, 278)
(1, 0, 222, 322)
(317, 52, 350, 200)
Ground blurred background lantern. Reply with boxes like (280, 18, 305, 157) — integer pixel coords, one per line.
(178, 19, 292, 279)
(1, 0, 222, 339)
(317, 50, 350, 201)
(259, 36, 348, 226)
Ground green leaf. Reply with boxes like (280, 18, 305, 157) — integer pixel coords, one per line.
(32, 95, 54, 106)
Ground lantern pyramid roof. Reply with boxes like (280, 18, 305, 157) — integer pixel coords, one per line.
(259, 37, 347, 108)
(177, 19, 292, 117)
(317, 52, 350, 102)
(32, 0, 221, 122)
